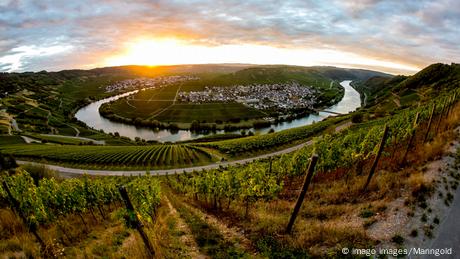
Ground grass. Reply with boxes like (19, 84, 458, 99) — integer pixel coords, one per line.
(0, 135, 25, 145)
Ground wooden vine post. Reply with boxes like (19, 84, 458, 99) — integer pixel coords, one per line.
(269, 157, 273, 174)
(423, 104, 436, 143)
(363, 125, 389, 192)
(444, 95, 456, 131)
(286, 154, 318, 234)
(447, 93, 457, 117)
(400, 112, 420, 165)
(2, 181, 48, 253)
(119, 186, 155, 257)
(435, 98, 448, 133)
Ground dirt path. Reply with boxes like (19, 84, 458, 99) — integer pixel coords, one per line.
(46, 110, 58, 134)
(125, 98, 137, 109)
(335, 121, 352, 132)
(180, 202, 256, 255)
(164, 196, 207, 259)
(67, 124, 80, 137)
(11, 118, 21, 132)
(391, 92, 401, 107)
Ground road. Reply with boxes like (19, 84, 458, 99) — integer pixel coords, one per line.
(11, 118, 21, 132)
(39, 134, 105, 145)
(421, 181, 460, 259)
(17, 140, 312, 177)
(21, 136, 41, 143)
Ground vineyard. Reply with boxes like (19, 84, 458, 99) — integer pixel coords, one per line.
(160, 89, 460, 257)
(201, 115, 350, 155)
(185, 91, 460, 190)
(0, 170, 162, 257)
(0, 144, 214, 169)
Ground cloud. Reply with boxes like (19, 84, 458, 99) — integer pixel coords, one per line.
(0, 44, 73, 71)
(0, 0, 459, 73)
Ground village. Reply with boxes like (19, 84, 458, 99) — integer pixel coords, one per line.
(178, 82, 318, 111)
(104, 75, 199, 92)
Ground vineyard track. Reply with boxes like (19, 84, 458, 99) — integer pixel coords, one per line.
(16, 140, 313, 177)
(164, 196, 207, 259)
(179, 200, 256, 255)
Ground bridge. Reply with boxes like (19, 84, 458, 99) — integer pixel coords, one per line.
(314, 109, 344, 115)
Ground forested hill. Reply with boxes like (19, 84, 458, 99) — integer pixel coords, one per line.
(208, 65, 392, 86)
(353, 63, 460, 112)
(0, 64, 390, 95)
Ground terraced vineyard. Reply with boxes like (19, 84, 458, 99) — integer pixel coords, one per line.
(201, 115, 350, 155)
(0, 144, 214, 169)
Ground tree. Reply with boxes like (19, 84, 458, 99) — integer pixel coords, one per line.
(0, 152, 18, 171)
(351, 113, 364, 123)
(190, 120, 201, 131)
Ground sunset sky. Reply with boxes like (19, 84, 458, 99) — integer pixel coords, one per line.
(0, 0, 459, 74)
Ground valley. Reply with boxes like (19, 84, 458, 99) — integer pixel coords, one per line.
(2, 63, 460, 258)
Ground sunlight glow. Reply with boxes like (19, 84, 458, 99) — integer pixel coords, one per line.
(105, 38, 420, 74)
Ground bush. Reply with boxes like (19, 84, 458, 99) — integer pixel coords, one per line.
(359, 207, 375, 218)
(351, 112, 364, 123)
(391, 234, 404, 245)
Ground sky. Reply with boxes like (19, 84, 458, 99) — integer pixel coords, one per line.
(0, 0, 459, 75)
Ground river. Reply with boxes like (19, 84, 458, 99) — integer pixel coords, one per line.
(75, 80, 360, 142)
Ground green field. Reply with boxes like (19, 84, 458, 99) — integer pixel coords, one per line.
(154, 103, 265, 123)
(102, 85, 178, 120)
(0, 144, 214, 169)
(102, 83, 266, 123)
(0, 135, 25, 145)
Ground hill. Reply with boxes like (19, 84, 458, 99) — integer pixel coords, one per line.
(353, 63, 460, 113)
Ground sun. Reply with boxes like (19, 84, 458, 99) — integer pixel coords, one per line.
(105, 38, 198, 66)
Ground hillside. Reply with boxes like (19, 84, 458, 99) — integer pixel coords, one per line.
(0, 64, 388, 135)
(353, 63, 460, 114)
